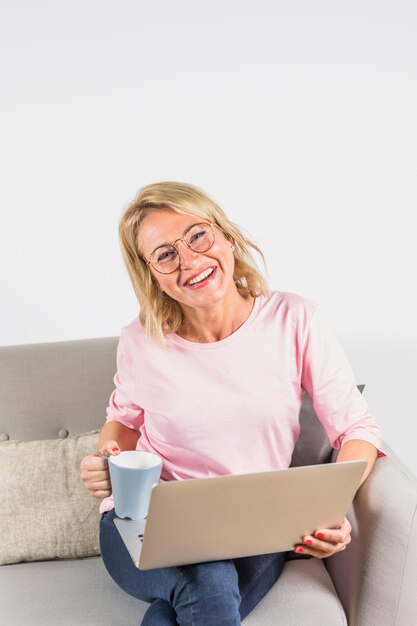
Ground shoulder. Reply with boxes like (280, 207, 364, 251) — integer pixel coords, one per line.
(116, 315, 148, 356)
(122, 315, 145, 337)
(118, 314, 168, 358)
(259, 289, 320, 328)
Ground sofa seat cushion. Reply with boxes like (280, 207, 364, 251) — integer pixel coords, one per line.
(244, 557, 347, 625)
(0, 557, 141, 626)
(0, 556, 347, 625)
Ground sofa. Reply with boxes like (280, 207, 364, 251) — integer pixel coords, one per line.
(0, 336, 416, 626)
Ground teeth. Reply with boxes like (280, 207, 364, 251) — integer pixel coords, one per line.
(187, 267, 214, 286)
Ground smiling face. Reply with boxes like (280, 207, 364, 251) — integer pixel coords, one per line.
(138, 208, 237, 314)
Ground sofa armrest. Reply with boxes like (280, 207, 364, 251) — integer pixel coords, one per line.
(325, 442, 417, 626)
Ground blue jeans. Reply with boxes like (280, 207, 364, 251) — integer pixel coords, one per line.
(100, 508, 287, 625)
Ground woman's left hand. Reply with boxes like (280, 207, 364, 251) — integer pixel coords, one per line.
(293, 516, 352, 559)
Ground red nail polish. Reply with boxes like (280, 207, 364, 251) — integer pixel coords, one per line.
(316, 532, 324, 539)
(112, 447, 119, 451)
(296, 547, 304, 553)
(304, 540, 312, 545)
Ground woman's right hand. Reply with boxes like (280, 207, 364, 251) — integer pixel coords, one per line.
(79, 440, 121, 499)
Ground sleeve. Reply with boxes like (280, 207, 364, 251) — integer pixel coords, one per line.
(105, 327, 145, 431)
(300, 304, 387, 458)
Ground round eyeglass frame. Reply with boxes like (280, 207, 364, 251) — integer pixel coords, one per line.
(145, 221, 217, 274)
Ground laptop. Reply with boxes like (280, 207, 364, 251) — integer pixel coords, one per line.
(113, 459, 367, 570)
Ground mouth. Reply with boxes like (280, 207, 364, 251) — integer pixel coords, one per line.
(184, 266, 217, 288)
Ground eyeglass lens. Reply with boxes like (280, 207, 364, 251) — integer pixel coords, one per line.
(150, 223, 214, 273)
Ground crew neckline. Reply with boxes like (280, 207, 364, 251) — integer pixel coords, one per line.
(168, 295, 262, 350)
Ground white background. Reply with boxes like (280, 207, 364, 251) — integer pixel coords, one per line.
(1, 1, 416, 474)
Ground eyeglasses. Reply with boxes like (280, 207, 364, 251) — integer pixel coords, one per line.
(146, 222, 216, 274)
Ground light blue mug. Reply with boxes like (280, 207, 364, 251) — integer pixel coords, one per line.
(108, 450, 163, 520)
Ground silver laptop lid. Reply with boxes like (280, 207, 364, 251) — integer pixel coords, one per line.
(117, 460, 365, 570)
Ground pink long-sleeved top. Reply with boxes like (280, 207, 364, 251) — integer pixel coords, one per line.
(99, 290, 387, 514)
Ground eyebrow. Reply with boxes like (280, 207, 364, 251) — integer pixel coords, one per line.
(149, 221, 208, 257)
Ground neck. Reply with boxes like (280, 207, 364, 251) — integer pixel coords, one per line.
(178, 291, 255, 343)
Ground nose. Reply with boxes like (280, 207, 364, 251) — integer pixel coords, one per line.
(175, 239, 200, 269)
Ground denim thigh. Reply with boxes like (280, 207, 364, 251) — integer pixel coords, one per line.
(100, 508, 286, 622)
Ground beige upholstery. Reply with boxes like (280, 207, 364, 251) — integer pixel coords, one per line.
(0, 338, 415, 625)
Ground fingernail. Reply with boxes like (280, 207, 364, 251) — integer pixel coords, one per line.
(295, 547, 304, 553)
(112, 447, 119, 451)
(304, 539, 312, 545)
(316, 532, 324, 539)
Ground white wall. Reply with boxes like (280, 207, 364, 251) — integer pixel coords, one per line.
(1, 1, 416, 474)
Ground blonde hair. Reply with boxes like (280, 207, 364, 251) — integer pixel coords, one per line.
(118, 181, 269, 347)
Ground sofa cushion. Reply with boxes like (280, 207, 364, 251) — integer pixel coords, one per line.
(0, 430, 101, 565)
(0, 555, 347, 625)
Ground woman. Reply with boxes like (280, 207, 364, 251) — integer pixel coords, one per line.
(80, 181, 386, 625)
